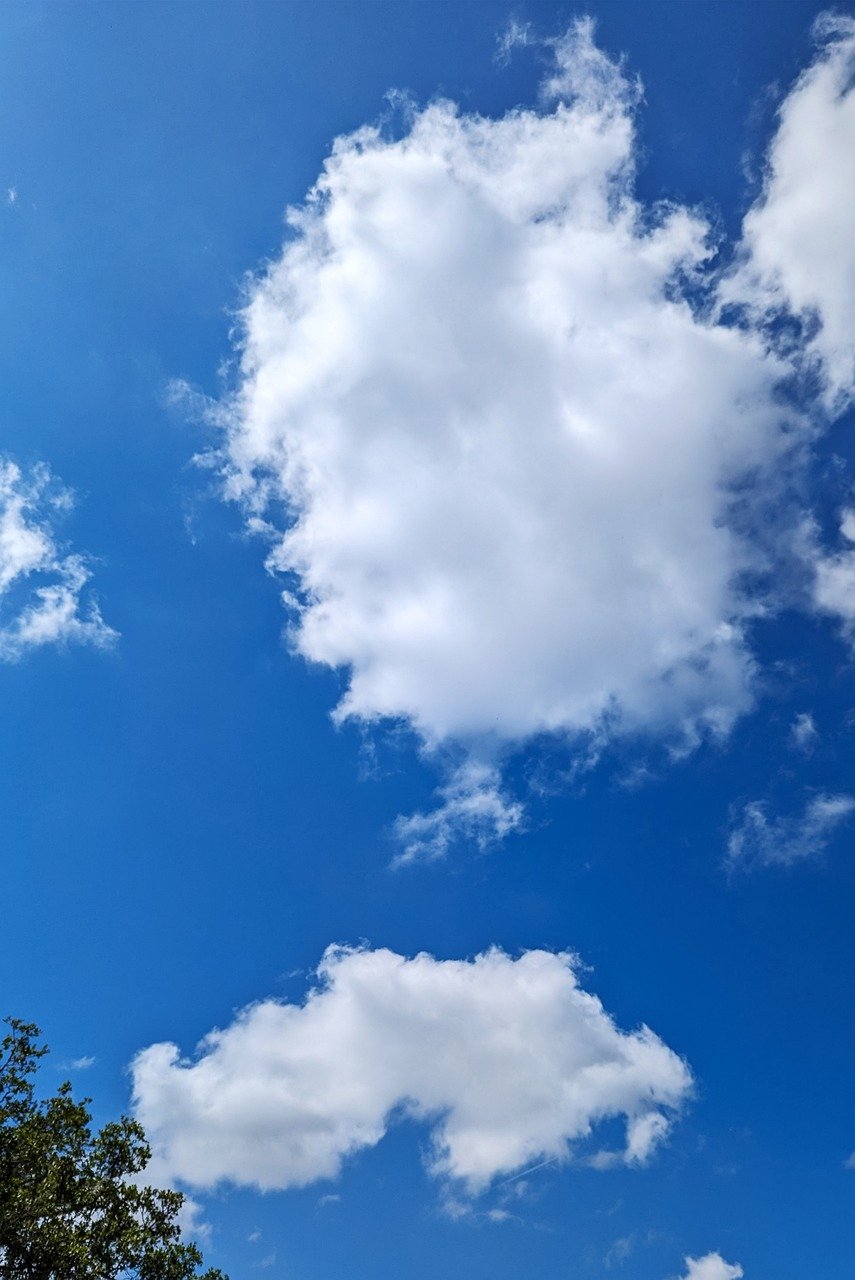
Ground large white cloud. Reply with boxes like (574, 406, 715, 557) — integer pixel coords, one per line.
(0, 458, 114, 658)
(203, 18, 855, 853)
(724, 15, 855, 411)
(132, 946, 691, 1194)
(213, 22, 791, 758)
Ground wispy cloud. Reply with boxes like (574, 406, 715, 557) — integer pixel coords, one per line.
(391, 762, 524, 866)
(813, 508, 855, 639)
(604, 1233, 636, 1267)
(495, 17, 532, 66)
(727, 792, 855, 869)
(788, 711, 818, 752)
(0, 458, 115, 659)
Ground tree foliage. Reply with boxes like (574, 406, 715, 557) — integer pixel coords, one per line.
(0, 1019, 226, 1280)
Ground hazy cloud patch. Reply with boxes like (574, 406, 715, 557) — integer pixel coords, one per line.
(727, 792, 855, 869)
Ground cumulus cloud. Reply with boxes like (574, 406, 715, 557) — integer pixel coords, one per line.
(727, 792, 855, 869)
(132, 946, 691, 1195)
(200, 17, 855, 854)
(724, 15, 855, 411)
(0, 458, 114, 659)
(681, 1255, 743, 1280)
(216, 17, 787, 752)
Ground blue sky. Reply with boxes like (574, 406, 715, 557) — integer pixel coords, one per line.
(1, 2, 854, 1278)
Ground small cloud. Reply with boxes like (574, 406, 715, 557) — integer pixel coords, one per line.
(391, 761, 524, 867)
(495, 17, 533, 65)
(812, 510, 855, 637)
(254, 1253, 276, 1270)
(6, 187, 17, 206)
(788, 711, 818, 752)
(69, 1055, 96, 1071)
(844, 1151, 855, 1170)
(605, 1233, 636, 1267)
(317, 1193, 341, 1207)
(0, 457, 116, 659)
(681, 1254, 743, 1280)
(485, 1207, 514, 1224)
(247, 1230, 262, 1243)
(440, 1195, 473, 1222)
(727, 792, 855, 870)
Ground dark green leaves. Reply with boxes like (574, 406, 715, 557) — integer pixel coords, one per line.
(0, 1019, 226, 1280)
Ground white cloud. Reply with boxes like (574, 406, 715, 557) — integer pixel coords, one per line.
(0, 459, 115, 659)
(210, 22, 793, 792)
(724, 15, 855, 411)
(788, 710, 818, 752)
(681, 1255, 743, 1280)
(391, 761, 524, 866)
(199, 18, 855, 855)
(495, 17, 532, 66)
(605, 1232, 636, 1266)
(813, 508, 855, 634)
(727, 792, 855, 869)
(68, 1055, 96, 1071)
(132, 946, 691, 1195)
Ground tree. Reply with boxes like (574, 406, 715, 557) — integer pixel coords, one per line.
(0, 1018, 226, 1280)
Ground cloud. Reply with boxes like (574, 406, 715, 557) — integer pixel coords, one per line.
(605, 1232, 636, 1266)
(680, 1255, 743, 1280)
(391, 761, 524, 866)
(727, 792, 855, 869)
(724, 15, 855, 411)
(132, 946, 691, 1196)
(813, 508, 855, 635)
(495, 17, 532, 66)
(68, 1055, 97, 1071)
(0, 458, 115, 659)
(201, 18, 855, 855)
(788, 711, 818, 752)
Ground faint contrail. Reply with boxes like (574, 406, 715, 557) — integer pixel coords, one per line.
(498, 1156, 558, 1186)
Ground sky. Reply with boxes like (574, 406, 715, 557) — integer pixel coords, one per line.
(1, 2, 854, 1277)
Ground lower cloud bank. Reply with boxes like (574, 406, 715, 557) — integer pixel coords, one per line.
(131, 945, 692, 1194)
